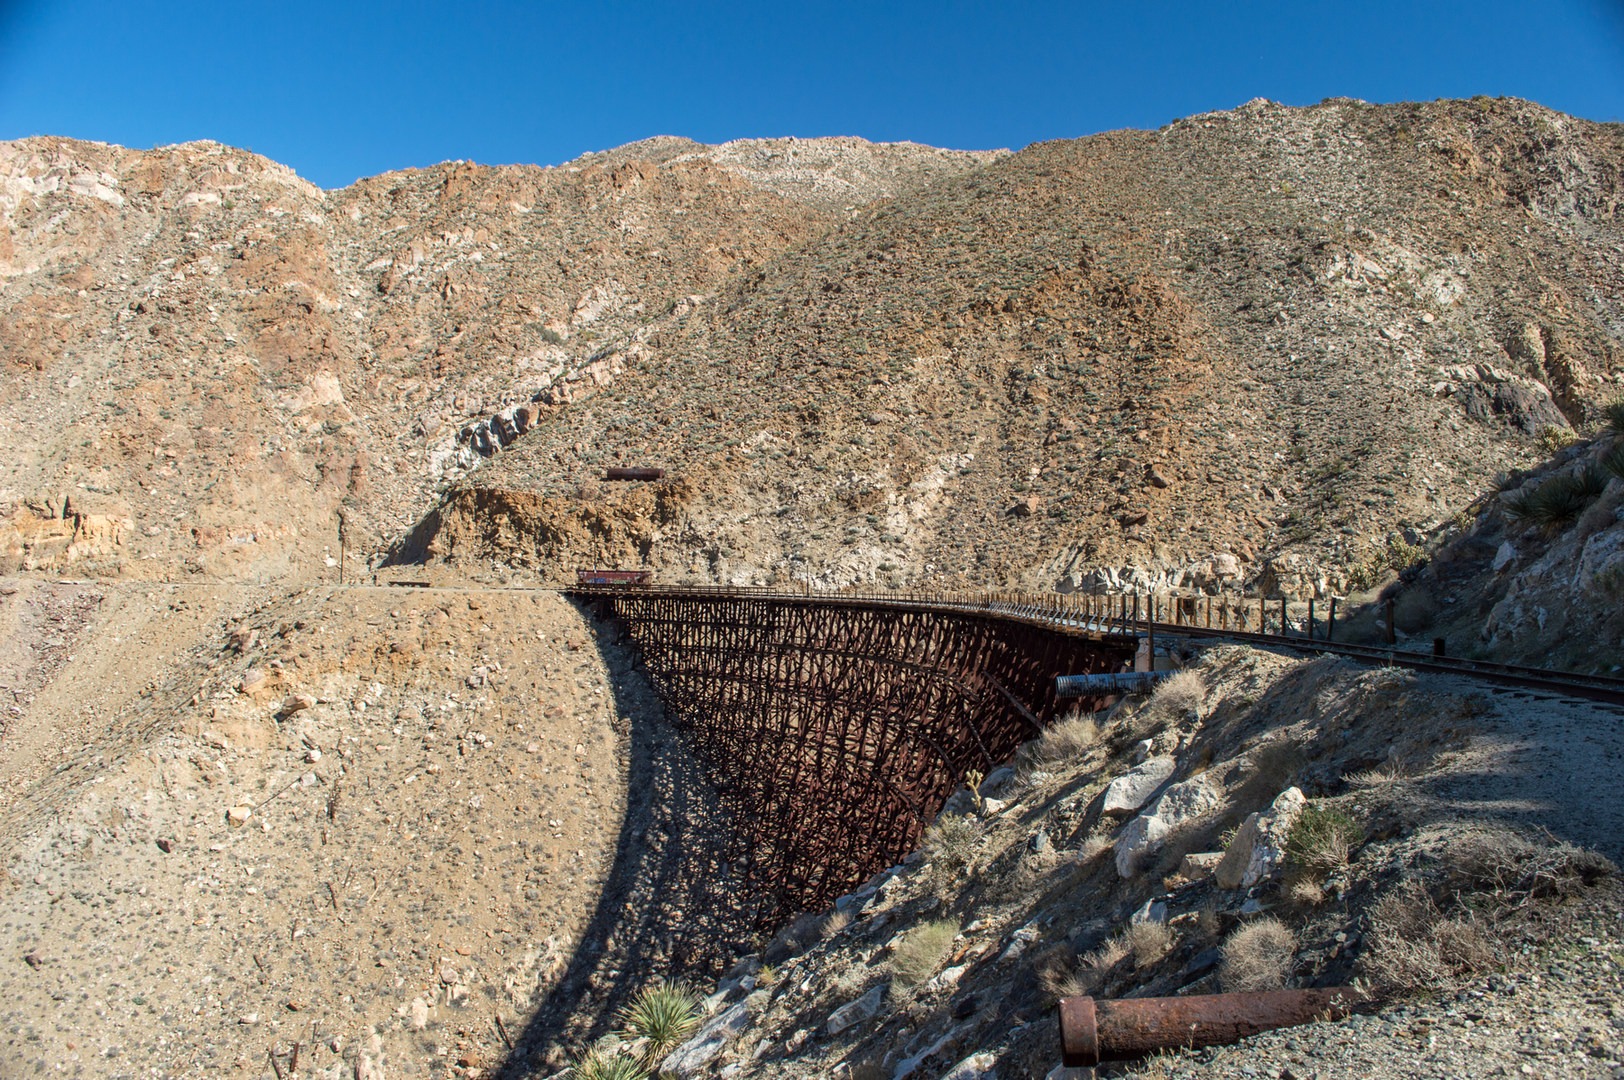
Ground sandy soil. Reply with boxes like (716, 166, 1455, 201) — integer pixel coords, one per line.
(0, 579, 744, 1079)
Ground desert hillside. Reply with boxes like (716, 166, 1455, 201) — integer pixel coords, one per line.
(1, 99, 1622, 1080)
(2, 98, 1620, 594)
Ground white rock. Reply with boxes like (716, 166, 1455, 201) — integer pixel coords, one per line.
(825, 984, 885, 1036)
(1178, 851, 1225, 878)
(662, 991, 768, 1077)
(1115, 813, 1170, 877)
(939, 1051, 997, 1079)
(1101, 756, 1175, 815)
(1215, 787, 1307, 889)
(226, 805, 252, 828)
(1130, 898, 1169, 925)
(1493, 541, 1518, 573)
(408, 997, 430, 1030)
(1148, 774, 1222, 826)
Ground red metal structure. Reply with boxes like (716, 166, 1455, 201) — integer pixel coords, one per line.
(575, 569, 653, 586)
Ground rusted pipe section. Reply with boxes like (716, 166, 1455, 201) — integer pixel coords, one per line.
(1055, 670, 1171, 698)
(1058, 988, 1366, 1067)
(605, 466, 666, 481)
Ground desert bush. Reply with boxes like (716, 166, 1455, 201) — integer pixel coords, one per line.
(1030, 709, 1102, 765)
(1538, 424, 1579, 455)
(923, 814, 983, 885)
(1076, 934, 1131, 992)
(1601, 440, 1624, 484)
(1603, 398, 1624, 434)
(1125, 921, 1174, 968)
(1219, 918, 1296, 992)
(617, 980, 701, 1068)
(1147, 669, 1207, 718)
(1362, 880, 1497, 994)
(1506, 467, 1607, 532)
(890, 919, 958, 987)
(569, 1045, 645, 1080)
(1444, 826, 1614, 908)
(1392, 589, 1438, 634)
(1286, 804, 1363, 875)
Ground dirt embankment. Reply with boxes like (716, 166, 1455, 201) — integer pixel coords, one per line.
(0, 581, 748, 1078)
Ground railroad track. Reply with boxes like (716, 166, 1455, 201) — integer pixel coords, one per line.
(561, 583, 1624, 708)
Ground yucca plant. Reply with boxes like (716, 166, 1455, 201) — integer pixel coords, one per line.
(617, 979, 702, 1068)
(1603, 397, 1624, 434)
(570, 1047, 646, 1080)
(1602, 440, 1624, 484)
(1521, 467, 1607, 532)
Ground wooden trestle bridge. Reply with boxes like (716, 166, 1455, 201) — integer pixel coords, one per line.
(566, 586, 1135, 925)
(563, 582, 1624, 926)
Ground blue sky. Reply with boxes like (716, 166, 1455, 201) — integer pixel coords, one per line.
(2, 0, 1621, 189)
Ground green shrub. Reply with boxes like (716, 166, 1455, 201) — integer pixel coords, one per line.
(890, 919, 958, 987)
(1601, 441, 1624, 484)
(616, 980, 701, 1067)
(1537, 425, 1578, 455)
(1286, 804, 1363, 874)
(570, 1047, 645, 1080)
(1505, 467, 1606, 532)
(1603, 398, 1624, 434)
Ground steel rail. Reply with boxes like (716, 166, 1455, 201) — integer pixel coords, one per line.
(563, 583, 1624, 706)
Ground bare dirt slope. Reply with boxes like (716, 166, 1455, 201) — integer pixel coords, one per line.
(0, 581, 744, 1078)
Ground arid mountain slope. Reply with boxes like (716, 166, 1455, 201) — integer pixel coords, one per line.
(0, 134, 998, 581)
(2, 99, 1621, 597)
(452, 97, 1623, 594)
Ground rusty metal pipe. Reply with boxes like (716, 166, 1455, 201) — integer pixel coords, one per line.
(1058, 988, 1366, 1067)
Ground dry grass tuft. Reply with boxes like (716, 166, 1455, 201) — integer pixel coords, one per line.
(821, 908, 852, 940)
(1031, 709, 1103, 765)
(1362, 880, 1498, 994)
(1345, 758, 1412, 788)
(1148, 669, 1207, 718)
(1219, 918, 1296, 992)
(889, 919, 958, 988)
(1125, 921, 1174, 968)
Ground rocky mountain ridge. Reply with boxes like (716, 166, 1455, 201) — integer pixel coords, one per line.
(4, 98, 1622, 597)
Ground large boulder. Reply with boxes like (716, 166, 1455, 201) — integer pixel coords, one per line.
(1101, 756, 1175, 816)
(1215, 787, 1306, 890)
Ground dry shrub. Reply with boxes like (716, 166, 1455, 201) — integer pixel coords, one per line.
(1362, 880, 1498, 994)
(1285, 804, 1362, 876)
(1079, 831, 1114, 863)
(1219, 918, 1296, 992)
(821, 908, 852, 940)
(923, 813, 983, 890)
(1444, 827, 1615, 909)
(1148, 669, 1207, 718)
(1031, 709, 1103, 765)
(1345, 758, 1411, 788)
(1072, 934, 1131, 993)
(890, 919, 958, 988)
(1125, 921, 1174, 968)
(1035, 945, 1081, 1003)
(1362, 828, 1612, 995)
